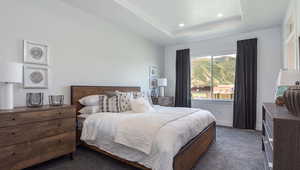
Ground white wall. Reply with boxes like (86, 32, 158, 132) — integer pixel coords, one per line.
(0, 0, 164, 106)
(165, 27, 283, 130)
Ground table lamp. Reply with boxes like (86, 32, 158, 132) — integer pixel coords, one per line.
(158, 78, 167, 97)
(0, 62, 23, 110)
(275, 69, 300, 105)
(277, 69, 300, 86)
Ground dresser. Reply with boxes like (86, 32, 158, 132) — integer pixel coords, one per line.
(151, 96, 174, 107)
(0, 105, 76, 170)
(262, 103, 300, 170)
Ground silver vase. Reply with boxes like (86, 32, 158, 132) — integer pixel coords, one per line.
(26, 93, 44, 107)
(283, 86, 300, 116)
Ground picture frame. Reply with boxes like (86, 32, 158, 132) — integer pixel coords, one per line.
(150, 66, 159, 77)
(24, 40, 49, 65)
(149, 66, 159, 89)
(23, 65, 48, 89)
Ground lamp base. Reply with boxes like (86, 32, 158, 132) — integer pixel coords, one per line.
(159, 87, 165, 97)
(0, 83, 14, 110)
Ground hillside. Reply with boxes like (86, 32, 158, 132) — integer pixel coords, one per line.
(191, 56, 236, 87)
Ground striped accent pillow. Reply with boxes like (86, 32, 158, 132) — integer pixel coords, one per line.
(107, 95, 121, 113)
(79, 95, 107, 113)
(98, 95, 108, 112)
(116, 92, 133, 112)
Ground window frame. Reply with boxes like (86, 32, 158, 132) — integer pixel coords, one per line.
(191, 54, 236, 102)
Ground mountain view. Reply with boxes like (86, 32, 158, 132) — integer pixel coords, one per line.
(191, 55, 236, 100)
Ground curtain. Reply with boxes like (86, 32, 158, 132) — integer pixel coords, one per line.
(175, 49, 191, 107)
(233, 38, 257, 129)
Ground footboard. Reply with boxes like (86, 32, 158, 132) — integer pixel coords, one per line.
(173, 122, 216, 170)
(77, 121, 216, 170)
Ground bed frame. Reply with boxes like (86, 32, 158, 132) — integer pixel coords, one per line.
(71, 85, 216, 170)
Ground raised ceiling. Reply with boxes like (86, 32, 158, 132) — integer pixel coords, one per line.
(61, 0, 290, 45)
(123, 0, 242, 32)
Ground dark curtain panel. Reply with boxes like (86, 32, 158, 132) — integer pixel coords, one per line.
(233, 38, 257, 129)
(175, 49, 191, 107)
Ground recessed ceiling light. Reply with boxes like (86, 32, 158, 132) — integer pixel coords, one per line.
(179, 23, 185, 27)
(217, 13, 223, 18)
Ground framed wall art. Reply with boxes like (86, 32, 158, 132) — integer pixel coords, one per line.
(23, 65, 48, 89)
(24, 40, 49, 65)
(149, 66, 159, 89)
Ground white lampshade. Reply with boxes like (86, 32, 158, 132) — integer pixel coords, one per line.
(0, 62, 23, 83)
(277, 69, 300, 86)
(158, 78, 167, 87)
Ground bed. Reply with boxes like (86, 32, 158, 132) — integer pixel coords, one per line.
(71, 86, 216, 170)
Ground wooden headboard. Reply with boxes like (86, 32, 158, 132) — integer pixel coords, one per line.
(71, 86, 141, 114)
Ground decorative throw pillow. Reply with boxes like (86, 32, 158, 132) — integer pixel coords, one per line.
(107, 95, 121, 113)
(79, 95, 108, 112)
(98, 95, 108, 112)
(116, 91, 133, 112)
(104, 91, 120, 113)
(130, 97, 154, 113)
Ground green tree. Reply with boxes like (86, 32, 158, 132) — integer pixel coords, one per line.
(192, 56, 235, 87)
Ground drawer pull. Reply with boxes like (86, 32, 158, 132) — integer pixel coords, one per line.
(12, 152, 16, 156)
(12, 118, 16, 121)
(58, 112, 62, 115)
(11, 132, 16, 135)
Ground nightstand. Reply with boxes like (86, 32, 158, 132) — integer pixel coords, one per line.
(151, 96, 174, 107)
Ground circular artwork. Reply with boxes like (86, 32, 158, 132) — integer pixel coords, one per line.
(30, 71, 44, 84)
(30, 47, 43, 60)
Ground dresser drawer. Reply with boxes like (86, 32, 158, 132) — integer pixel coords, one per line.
(263, 136, 273, 170)
(0, 131, 75, 170)
(263, 122, 274, 149)
(0, 118, 75, 147)
(263, 136, 273, 162)
(265, 113, 273, 139)
(0, 107, 75, 128)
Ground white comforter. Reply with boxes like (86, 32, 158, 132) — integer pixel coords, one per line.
(81, 106, 216, 170)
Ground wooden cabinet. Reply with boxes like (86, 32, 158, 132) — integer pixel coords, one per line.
(151, 96, 174, 107)
(0, 105, 76, 170)
(262, 103, 300, 170)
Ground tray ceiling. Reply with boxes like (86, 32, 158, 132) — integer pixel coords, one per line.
(61, 0, 290, 45)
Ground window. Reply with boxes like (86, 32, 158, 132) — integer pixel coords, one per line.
(191, 54, 236, 100)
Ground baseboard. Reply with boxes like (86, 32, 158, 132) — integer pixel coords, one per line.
(256, 121, 262, 131)
(216, 119, 262, 130)
(216, 120, 232, 127)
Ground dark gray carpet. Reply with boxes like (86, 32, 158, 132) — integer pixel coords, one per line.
(26, 127, 264, 170)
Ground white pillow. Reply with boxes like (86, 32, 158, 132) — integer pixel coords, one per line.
(78, 106, 101, 115)
(130, 97, 154, 113)
(132, 91, 153, 106)
(79, 95, 100, 106)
